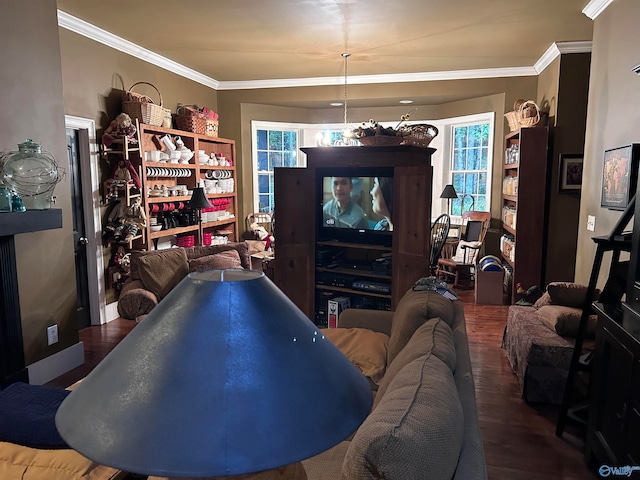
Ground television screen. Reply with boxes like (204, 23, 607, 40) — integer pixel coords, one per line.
(320, 175, 394, 233)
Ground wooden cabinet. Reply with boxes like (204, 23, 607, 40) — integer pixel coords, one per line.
(499, 127, 549, 303)
(137, 123, 238, 248)
(587, 303, 640, 468)
(274, 145, 433, 323)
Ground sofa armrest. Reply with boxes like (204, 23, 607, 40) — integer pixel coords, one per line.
(117, 279, 158, 320)
(338, 309, 393, 336)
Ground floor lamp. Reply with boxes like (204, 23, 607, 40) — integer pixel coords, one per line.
(440, 184, 458, 214)
(189, 186, 212, 245)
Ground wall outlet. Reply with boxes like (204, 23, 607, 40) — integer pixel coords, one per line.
(587, 215, 596, 232)
(47, 324, 58, 346)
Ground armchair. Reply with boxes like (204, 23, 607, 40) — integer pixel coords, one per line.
(436, 211, 491, 288)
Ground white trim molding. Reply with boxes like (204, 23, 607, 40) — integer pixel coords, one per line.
(583, 0, 616, 20)
(534, 41, 593, 73)
(27, 342, 84, 385)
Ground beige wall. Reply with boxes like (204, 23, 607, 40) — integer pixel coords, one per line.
(0, 0, 77, 364)
(576, 0, 640, 287)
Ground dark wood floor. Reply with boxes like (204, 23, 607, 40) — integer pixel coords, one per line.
(46, 288, 597, 479)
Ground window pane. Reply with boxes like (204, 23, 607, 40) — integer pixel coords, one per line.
(258, 174, 269, 194)
(476, 195, 487, 211)
(454, 149, 466, 170)
(451, 198, 462, 216)
(454, 127, 467, 149)
(257, 130, 267, 150)
(465, 173, 478, 194)
(284, 151, 297, 167)
(258, 194, 270, 211)
(481, 124, 489, 146)
(452, 173, 464, 194)
(467, 148, 479, 170)
(468, 125, 483, 148)
(269, 152, 283, 169)
(478, 173, 487, 194)
(283, 131, 296, 151)
(258, 151, 268, 171)
(480, 147, 488, 170)
(268, 131, 283, 150)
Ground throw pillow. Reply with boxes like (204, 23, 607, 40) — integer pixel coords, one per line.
(373, 318, 456, 409)
(0, 382, 69, 449)
(138, 248, 189, 300)
(387, 290, 454, 365)
(321, 328, 389, 384)
(546, 282, 599, 308)
(452, 240, 482, 263)
(188, 250, 242, 272)
(536, 305, 598, 338)
(533, 291, 551, 309)
(342, 354, 464, 480)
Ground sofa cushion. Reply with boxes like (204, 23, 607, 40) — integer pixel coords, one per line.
(342, 354, 464, 480)
(373, 318, 456, 409)
(117, 280, 159, 320)
(137, 248, 189, 300)
(533, 291, 551, 309)
(546, 282, 597, 308)
(321, 328, 389, 384)
(149, 462, 307, 480)
(536, 305, 597, 338)
(186, 242, 251, 269)
(387, 290, 454, 364)
(0, 382, 69, 449)
(188, 250, 242, 272)
(0, 442, 122, 480)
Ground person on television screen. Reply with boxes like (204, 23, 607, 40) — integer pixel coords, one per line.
(371, 177, 393, 231)
(323, 177, 368, 229)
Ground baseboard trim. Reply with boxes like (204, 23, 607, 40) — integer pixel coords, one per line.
(27, 342, 85, 385)
(105, 302, 119, 321)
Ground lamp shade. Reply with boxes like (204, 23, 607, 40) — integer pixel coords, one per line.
(189, 186, 212, 209)
(440, 184, 458, 199)
(55, 269, 372, 477)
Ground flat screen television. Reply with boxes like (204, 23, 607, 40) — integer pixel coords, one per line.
(316, 167, 394, 246)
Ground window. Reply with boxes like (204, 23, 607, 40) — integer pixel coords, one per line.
(450, 121, 492, 216)
(253, 124, 301, 213)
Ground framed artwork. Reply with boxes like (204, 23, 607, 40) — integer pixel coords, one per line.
(601, 144, 640, 210)
(558, 154, 583, 193)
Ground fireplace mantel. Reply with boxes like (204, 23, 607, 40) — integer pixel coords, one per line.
(0, 209, 63, 388)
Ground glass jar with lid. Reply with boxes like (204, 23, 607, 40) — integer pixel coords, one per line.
(1, 139, 61, 210)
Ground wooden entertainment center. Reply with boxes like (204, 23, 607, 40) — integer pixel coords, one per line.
(273, 145, 433, 325)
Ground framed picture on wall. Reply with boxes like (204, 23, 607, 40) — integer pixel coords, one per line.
(558, 154, 584, 193)
(601, 144, 640, 210)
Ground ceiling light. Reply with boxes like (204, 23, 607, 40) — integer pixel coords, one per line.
(399, 99, 414, 104)
(330, 102, 343, 107)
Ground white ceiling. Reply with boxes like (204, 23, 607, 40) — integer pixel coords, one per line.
(56, 0, 596, 89)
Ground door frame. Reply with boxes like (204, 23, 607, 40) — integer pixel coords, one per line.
(65, 115, 107, 325)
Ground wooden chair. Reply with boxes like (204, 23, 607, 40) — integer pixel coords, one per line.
(436, 211, 491, 288)
(429, 214, 450, 275)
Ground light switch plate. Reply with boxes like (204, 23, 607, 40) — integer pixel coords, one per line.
(587, 215, 596, 232)
(47, 324, 58, 345)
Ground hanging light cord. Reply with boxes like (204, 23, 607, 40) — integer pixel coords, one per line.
(342, 53, 350, 130)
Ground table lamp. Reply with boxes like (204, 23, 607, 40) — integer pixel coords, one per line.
(189, 186, 212, 245)
(55, 269, 372, 478)
(440, 184, 458, 214)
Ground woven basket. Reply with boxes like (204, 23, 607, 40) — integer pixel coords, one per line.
(504, 111, 519, 132)
(401, 124, 439, 147)
(121, 82, 164, 127)
(175, 105, 206, 135)
(517, 100, 541, 128)
(357, 135, 404, 146)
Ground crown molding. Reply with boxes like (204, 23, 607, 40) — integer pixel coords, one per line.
(582, 0, 615, 20)
(534, 41, 593, 73)
(57, 10, 219, 90)
(56, 10, 589, 91)
(217, 67, 537, 91)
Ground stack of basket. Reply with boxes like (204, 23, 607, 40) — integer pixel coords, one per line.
(121, 82, 165, 127)
(504, 99, 541, 132)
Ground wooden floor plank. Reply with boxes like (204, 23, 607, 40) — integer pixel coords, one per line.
(46, 287, 598, 479)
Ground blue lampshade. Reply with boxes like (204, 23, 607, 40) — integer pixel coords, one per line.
(55, 269, 372, 477)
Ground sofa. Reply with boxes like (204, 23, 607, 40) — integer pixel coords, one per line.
(117, 241, 252, 320)
(501, 282, 597, 404)
(302, 288, 487, 480)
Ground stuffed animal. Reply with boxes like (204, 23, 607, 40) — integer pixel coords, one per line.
(250, 222, 274, 250)
(102, 113, 138, 147)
